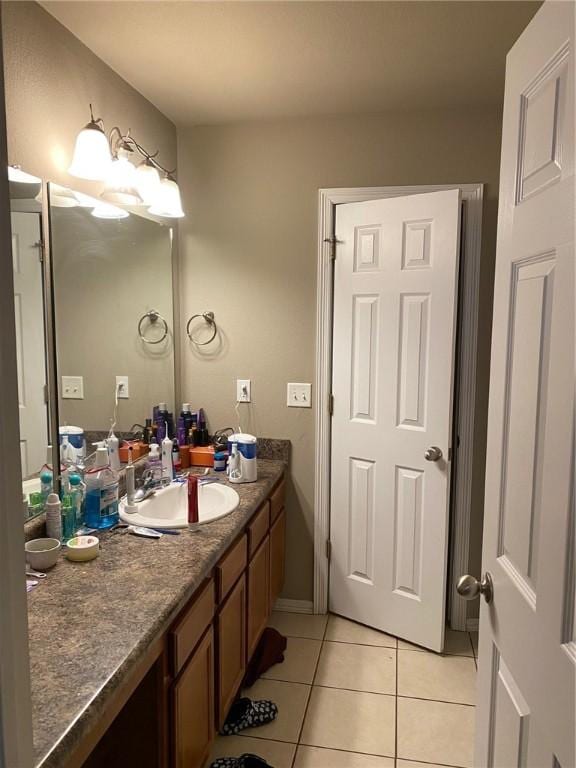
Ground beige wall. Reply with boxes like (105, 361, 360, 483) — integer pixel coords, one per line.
(177, 108, 501, 602)
(1, 1, 176, 194)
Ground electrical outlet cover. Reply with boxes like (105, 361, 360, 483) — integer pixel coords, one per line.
(116, 376, 129, 399)
(287, 382, 312, 408)
(236, 379, 251, 403)
(62, 375, 84, 400)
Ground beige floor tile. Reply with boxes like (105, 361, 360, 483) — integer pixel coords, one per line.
(397, 696, 475, 768)
(398, 650, 476, 705)
(315, 641, 396, 694)
(295, 745, 394, 767)
(268, 611, 329, 640)
(398, 762, 459, 768)
(262, 637, 322, 684)
(241, 678, 311, 743)
(325, 615, 397, 648)
(300, 685, 395, 757)
(210, 735, 296, 768)
(398, 628, 474, 657)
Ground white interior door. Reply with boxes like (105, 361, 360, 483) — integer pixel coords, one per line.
(330, 189, 461, 652)
(11, 211, 48, 478)
(474, 2, 575, 766)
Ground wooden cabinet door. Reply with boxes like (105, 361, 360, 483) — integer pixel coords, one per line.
(269, 508, 286, 607)
(172, 627, 214, 768)
(247, 536, 270, 660)
(217, 574, 246, 727)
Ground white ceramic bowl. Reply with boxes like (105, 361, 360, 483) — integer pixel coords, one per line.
(25, 538, 61, 570)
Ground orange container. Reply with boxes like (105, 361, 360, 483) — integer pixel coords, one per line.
(189, 445, 214, 467)
(179, 445, 191, 469)
(119, 441, 149, 463)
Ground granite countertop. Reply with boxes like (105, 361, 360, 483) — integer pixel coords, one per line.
(28, 458, 286, 768)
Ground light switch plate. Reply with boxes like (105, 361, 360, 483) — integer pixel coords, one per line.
(287, 382, 312, 408)
(116, 376, 129, 399)
(62, 375, 84, 400)
(236, 379, 251, 403)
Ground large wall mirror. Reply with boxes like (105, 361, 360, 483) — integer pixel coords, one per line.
(49, 183, 175, 442)
(11, 172, 176, 519)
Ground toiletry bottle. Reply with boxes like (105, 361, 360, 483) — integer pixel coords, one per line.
(143, 418, 153, 444)
(177, 416, 187, 446)
(172, 438, 181, 474)
(45, 492, 62, 540)
(68, 472, 85, 531)
(161, 425, 174, 481)
(187, 474, 199, 530)
(190, 413, 198, 446)
(61, 496, 75, 541)
(181, 403, 193, 443)
(125, 447, 137, 512)
(60, 434, 76, 468)
(84, 444, 119, 529)
(146, 443, 162, 485)
(40, 465, 53, 503)
(196, 419, 209, 447)
(228, 443, 242, 481)
(107, 428, 120, 471)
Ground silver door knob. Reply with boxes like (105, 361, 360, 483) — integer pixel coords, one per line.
(424, 446, 443, 462)
(457, 572, 493, 604)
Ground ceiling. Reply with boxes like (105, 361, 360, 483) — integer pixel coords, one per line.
(41, 1, 540, 127)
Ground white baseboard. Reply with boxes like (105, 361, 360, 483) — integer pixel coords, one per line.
(466, 618, 479, 632)
(274, 598, 314, 614)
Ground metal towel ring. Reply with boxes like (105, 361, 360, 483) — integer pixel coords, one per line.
(186, 311, 217, 346)
(138, 309, 169, 344)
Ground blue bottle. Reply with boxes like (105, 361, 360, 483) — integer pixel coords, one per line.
(84, 444, 119, 529)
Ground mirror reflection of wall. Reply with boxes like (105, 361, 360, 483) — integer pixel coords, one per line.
(49, 184, 175, 443)
(9, 168, 50, 483)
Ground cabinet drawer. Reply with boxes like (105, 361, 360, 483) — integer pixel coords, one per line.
(247, 501, 270, 558)
(270, 476, 286, 523)
(216, 534, 248, 603)
(170, 578, 215, 676)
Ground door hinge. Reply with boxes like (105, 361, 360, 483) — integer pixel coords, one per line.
(328, 393, 334, 415)
(36, 240, 45, 262)
(326, 539, 332, 561)
(323, 235, 339, 262)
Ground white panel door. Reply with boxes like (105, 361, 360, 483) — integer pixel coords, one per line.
(330, 189, 460, 652)
(11, 211, 47, 478)
(475, 2, 575, 766)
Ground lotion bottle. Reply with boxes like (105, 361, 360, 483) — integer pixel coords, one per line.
(107, 429, 120, 471)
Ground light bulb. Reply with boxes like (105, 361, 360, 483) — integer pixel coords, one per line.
(91, 202, 130, 220)
(100, 152, 143, 205)
(148, 176, 185, 218)
(68, 121, 112, 181)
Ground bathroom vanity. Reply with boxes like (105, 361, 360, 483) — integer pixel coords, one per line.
(27, 461, 286, 768)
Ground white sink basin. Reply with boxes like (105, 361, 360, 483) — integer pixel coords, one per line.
(119, 480, 240, 529)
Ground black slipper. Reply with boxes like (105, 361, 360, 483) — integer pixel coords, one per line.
(210, 754, 272, 768)
(219, 697, 278, 735)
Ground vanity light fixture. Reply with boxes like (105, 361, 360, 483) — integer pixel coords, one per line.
(68, 105, 112, 181)
(91, 202, 130, 220)
(148, 174, 185, 219)
(69, 104, 184, 217)
(7, 165, 41, 184)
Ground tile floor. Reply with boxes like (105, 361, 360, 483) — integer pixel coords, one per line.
(210, 612, 478, 768)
